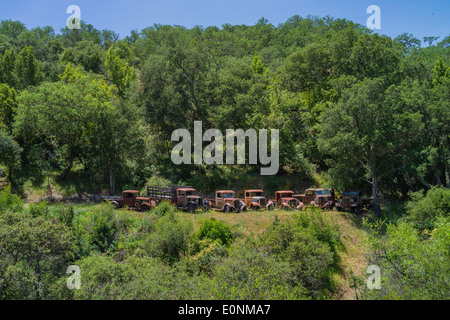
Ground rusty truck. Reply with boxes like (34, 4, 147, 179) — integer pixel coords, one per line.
(206, 190, 247, 213)
(335, 190, 363, 213)
(103, 190, 156, 211)
(146, 185, 210, 213)
(311, 188, 336, 210)
(244, 189, 269, 211)
(274, 191, 304, 211)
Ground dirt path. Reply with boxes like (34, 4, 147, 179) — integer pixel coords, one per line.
(330, 211, 369, 300)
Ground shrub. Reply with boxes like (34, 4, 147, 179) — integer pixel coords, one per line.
(27, 201, 49, 218)
(56, 204, 75, 227)
(406, 186, 450, 231)
(0, 186, 23, 213)
(153, 200, 176, 217)
(143, 213, 193, 264)
(0, 211, 74, 300)
(362, 218, 450, 300)
(201, 243, 309, 300)
(195, 218, 235, 247)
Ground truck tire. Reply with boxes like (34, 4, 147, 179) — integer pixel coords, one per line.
(224, 205, 231, 213)
(187, 204, 196, 214)
(134, 200, 142, 210)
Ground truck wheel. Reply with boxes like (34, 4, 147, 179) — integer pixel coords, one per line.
(134, 200, 142, 210)
(187, 204, 196, 214)
(140, 203, 150, 212)
(224, 206, 231, 213)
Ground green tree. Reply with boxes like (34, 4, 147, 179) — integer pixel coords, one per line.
(0, 129, 22, 186)
(0, 49, 17, 88)
(0, 83, 17, 132)
(0, 211, 74, 300)
(14, 64, 116, 181)
(318, 78, 423, 216)
(15, 46, 43, 89)
(105, 42, 136, 97)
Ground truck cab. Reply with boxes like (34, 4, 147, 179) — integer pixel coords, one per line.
(311, 188, 335, 209)
(244, 189, 267, 211)
(335, 190, 362, 213)
(274, 191, 295, 208)
(176, 188, 208, 213)
(104, 190, 155, 211)
(208, 190, 245, 213)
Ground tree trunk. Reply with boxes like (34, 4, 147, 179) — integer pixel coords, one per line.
(109, 166, 115, 195)
(372, 175, 381, 218)
(57, 143, 73, 181)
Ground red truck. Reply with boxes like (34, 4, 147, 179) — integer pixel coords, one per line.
(244, 189, 269, 211)
(146, 185, 210, 213)
(206, 190, 246, 213)
(103, 190, 156, 211)
(274, 191, 304, 210)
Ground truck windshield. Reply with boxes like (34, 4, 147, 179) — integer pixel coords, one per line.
(222, 193, 235, 198)
(185, 190, 195, 196)
(252, 192, 263, 197)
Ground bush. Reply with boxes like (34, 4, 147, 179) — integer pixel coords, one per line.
(153, 200, 176, 217)
(406, 186, 450, 231)
(55, 204, 75, 227)
(0, 186, 23, 213)
(201, 242, 309, 300)
(0, 211, 74, 300)
(27, 201, 49, 218)
(143, 213, 193, 264)
(195, 218, 235, 247)
(258, 212, 340, 298)
(362, 218, 450, 300)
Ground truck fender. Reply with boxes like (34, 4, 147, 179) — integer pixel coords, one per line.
(110, 201, 120, 209)
(297, 202, 304, 210)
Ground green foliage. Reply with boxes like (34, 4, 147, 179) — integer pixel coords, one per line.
(362, 218, 450, 299)
(405, 186, 450, 231)
(195, 218, 235, 246)
(153, 200, 177, 217)
(143, 213, 193, 264)
(0, 83, 18, 131)
(0, 185, 23, 213)
(105, 41, 136, 97)
(203, 243, 309, 300)
(0, 129, 22, 185)
(15, 46, 43, 89)
(0, 211, 74, 300)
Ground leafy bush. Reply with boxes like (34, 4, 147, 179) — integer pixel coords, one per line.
(55, 204, 75, 227)
(200, 242, 309, 300)
(52, 254, 198, 300)
(27, 201, 49, 218)
(153, 200, 176, 217)
(194, 218, 235, 247)
(0, 186, 23, 213)
(0, 211, 74, 300)
(405, 186, 450, 231)
(143, 213, 193, 264)
(362, 218, 450, 300)
(258, 212, 340, 298)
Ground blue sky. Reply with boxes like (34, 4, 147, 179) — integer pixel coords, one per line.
(1, 0, 449, 42)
